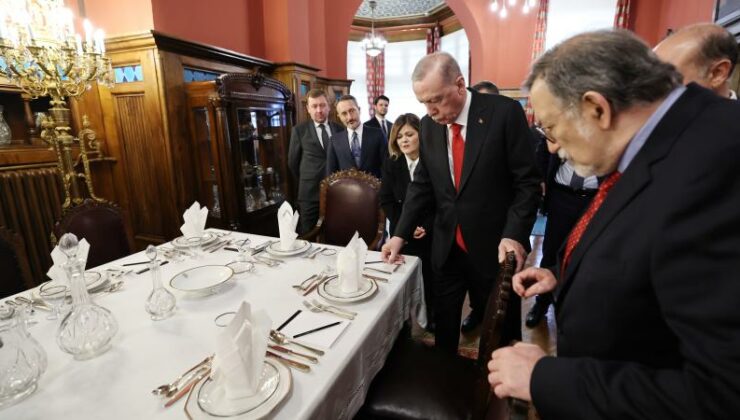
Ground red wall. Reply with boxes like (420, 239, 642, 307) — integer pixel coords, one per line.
(633, 0, 715, 46)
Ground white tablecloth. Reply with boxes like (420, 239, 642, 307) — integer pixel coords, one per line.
(3, 230, 425, 420)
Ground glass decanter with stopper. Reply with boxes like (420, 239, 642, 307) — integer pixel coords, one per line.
(0, 105, 11, 146)
(0, 304, 47, 408)
(56, 233, 119, 360)
(144, 245, 176, 320)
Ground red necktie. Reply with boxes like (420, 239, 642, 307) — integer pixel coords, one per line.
(451, 123, 467, 252)
(561, 171, 622, 276)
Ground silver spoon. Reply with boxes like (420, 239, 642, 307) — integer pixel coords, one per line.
(269, 329, 325, 356)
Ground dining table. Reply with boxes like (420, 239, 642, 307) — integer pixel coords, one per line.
(1, 229, 426, 420)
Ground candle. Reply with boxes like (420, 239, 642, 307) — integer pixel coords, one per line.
(75, 33, 82, 54)
(83, 18, 92, 47)
(94, 29, 104, 54)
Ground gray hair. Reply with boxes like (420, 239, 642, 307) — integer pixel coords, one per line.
(336, 94, 359, 109)
(524, 30, 682, 114)
(411, 52, 463, 84)
(689, 24, 739, 75)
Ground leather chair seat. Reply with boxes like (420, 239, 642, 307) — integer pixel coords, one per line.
(360, 335, 486, 420)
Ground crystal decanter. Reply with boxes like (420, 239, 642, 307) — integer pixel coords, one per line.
(144, 245, 176, 320)
(56, 233, 118, 360)
(0, 305, 47, 408)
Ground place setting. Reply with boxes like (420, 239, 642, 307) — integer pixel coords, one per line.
(314, 232, 379, 305)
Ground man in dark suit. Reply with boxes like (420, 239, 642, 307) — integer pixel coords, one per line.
(364, 95, 393, 141)
(382, 52, 541, 354)
(488, 30, 740, 419)
(288, 89, 344, 234)
(326, 94, 386, 179)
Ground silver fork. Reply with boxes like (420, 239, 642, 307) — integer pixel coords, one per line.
(302, 300, 355, 320)
(311, 299, 357, 318)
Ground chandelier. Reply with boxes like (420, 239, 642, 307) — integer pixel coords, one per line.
(491, 0, 538, 18)
(0, 0, 114, 208)
(363, 0, 386, 58)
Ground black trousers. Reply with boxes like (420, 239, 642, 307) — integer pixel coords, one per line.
(297, 200, 319, 235)
(536, 183, 596, 306)
(433, 244, 522, 354)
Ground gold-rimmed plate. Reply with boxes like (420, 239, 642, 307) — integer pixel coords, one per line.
(190, 358, 291, 419)
(171, 232, 218, 249)
(265, 239, 311, 257)
(318, 276, 378, 304)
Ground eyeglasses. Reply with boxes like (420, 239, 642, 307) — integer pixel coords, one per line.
(533, 123, 556, 144)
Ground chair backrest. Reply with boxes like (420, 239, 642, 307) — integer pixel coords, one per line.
(53, 199, 133, 269)
(0, 227, 34, 298)
(477, 251, 517, 368)
(318, 169, 385, 249)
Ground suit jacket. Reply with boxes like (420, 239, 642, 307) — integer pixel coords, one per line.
(288, 120, 344, 202)
(326, 125, 386, 179)
(364, 117, 393, 140)
(530, 84, 740, 419)
(395, 89, 541, 273)
(380, 155, 433, 256)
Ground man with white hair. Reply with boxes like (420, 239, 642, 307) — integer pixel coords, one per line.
(488, 30, 740, 419)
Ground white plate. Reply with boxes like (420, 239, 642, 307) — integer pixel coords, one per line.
(169, 265, 234, 297)
(171, 232, 218, 249)
(265, 239, 311, 257)
(84, 272, 109, 292)
(190, 358, 291, 419)
(318, 276, 378, 304)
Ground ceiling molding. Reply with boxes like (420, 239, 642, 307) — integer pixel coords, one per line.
(353, 3, 454, 28)
(354, 0, 445, 19)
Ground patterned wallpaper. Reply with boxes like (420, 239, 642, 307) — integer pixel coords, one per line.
(355, 0, 445, 19)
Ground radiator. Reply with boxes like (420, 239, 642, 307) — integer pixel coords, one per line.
(0, 167, 63, 285)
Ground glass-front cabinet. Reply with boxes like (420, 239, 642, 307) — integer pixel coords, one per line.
(185, 73, 294, 235)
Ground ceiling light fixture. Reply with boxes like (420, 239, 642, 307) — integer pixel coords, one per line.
(363, 0, 386, 58)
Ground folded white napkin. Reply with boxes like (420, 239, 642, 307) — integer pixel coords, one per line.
(46, 238, 91, 284)
(211, 301, 272, 399)
(277, 201, 299, 250)
(180, 201, 209, 238)
(336, 232, 367, 294)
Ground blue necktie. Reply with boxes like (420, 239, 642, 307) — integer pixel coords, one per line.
(351, 131, 361, 167)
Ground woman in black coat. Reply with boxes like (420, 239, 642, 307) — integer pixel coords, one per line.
(380, 113, 435, 331)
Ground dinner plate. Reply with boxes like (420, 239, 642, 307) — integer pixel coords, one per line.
(318, 276, 378, 304)
(84, 271, 109, 293)
(192, 358, 291, 419)
(265, 239, 311, 257)
(171, 232, 218, 249)
(169, 265, 234, 297)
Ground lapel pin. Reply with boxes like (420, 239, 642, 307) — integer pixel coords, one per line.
(478, 118, 484, 124)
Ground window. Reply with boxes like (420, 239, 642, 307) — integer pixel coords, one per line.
(546, 0, 618, 50)
(383, 38, 428, 120)
(347, 41, 369, 119)
(440, 28, 470, 84)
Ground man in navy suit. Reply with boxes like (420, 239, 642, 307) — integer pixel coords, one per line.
(326, 94, 387, 179)
(364, 95, 394, 141)
(488, 30, 740, 419)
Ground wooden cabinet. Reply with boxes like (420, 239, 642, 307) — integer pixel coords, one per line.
(184, 73, 294, 235)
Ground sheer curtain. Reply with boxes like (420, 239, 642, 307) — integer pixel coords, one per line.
(347, 41, 369, 119)
(440, 29, 470, 84)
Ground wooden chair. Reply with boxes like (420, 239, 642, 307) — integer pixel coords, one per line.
(53, 199, 134, 269)
(357, 252, 529, 420)
(302, 168, 385, 250)
(0, 227, 35, 298)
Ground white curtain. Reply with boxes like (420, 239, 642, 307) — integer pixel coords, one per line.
(347, 41, 370, 119)
(545, 0, 618, 50)
(440, 28, 470, 84)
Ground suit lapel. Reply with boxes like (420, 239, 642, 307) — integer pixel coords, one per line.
(336, 132, 354, 166)
(557, 85, 708, 302)
(432, 122, 456, 195)
(308, 123, 323, 150)
(360, 130, 372, 169)
(459, 93, 488, 194)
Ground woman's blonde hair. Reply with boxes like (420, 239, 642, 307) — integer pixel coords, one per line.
(388, 113, 420, 159)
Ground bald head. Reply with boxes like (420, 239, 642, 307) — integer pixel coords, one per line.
(654, 23, 738, 97)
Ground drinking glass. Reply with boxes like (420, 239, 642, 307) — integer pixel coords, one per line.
(187, 237, 202, 260)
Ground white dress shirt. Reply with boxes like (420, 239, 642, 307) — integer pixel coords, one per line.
(555, 160, 599, 189)
(313, 121, 332, 149)
(446, 91, 472, 186)
(405, 155, 419, 182)
(730, 90, 737, 100)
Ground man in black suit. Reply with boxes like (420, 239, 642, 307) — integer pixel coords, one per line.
(382, 52, 541, 354)
(288, 89, 344, 234)
(488, 30, 740, 419)
(364, 95, 394, 142)
(326, 94, 386, 179)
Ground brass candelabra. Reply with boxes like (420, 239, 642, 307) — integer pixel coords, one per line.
(0, 0, 114, 208)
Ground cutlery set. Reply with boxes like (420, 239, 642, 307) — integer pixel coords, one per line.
(302, 300, 356, 320)
(152, 355, 214, 408)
